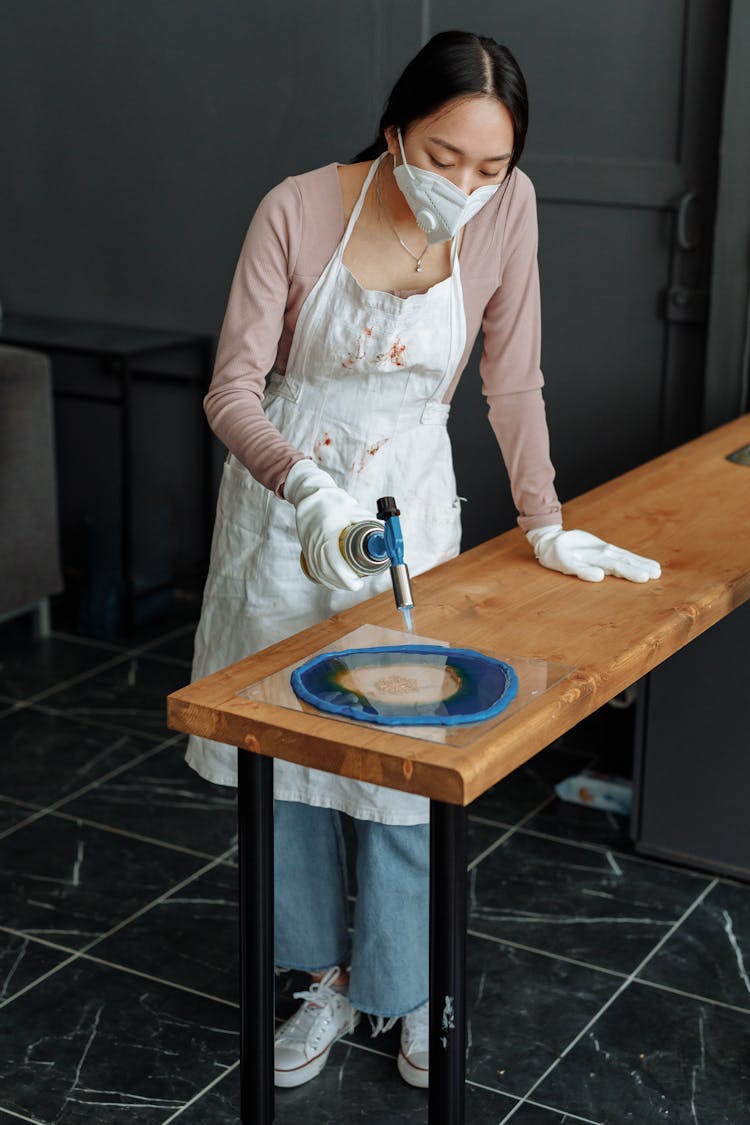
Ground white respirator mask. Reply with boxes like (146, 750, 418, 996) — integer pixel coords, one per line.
(392, 127, 502, 244)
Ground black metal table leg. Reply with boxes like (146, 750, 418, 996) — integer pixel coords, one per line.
(237, 749, 275, 1124)
(429, 800, 468, 1125)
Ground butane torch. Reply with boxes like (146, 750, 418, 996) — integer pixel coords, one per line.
(374, 496, 414, 614)
(301, 495, 415, 618)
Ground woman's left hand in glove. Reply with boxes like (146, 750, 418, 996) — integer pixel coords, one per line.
(526, 525, 661, 583)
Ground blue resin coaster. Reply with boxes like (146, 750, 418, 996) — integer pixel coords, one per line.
(290, 644, 518, 727)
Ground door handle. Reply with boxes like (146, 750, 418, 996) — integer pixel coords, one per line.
(675, 189, 701, 251)
(663, 190, 706, 323)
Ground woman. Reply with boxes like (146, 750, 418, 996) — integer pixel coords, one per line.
(186, 30, 660, 1090)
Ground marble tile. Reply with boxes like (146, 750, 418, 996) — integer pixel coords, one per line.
(534, 979, 750, 1124)
(468, 830, 710, 975)
(62, 742, 236, 856)
(144, 625, 197, 665)
(117, 601, 200, 650)
(4, 609, 746, 1124)
(0, 697, 19, 719)
(468, 818, 518, 869)
(471, 746, 596, 826)
(0, 799, 39, 837)
(173, 1040, 515, 1124)
(0, 956, 238, 1124)
(495, 1103, 604, 1124)
(0, 625, 121, 702)
(95, 891, 616, 1098)
(109, 598, 201, 653)
(0, 615, 51, 653)
(637, 879, 750, 1010)
(92, 864, 239, 1003)
(36, 655, 191, 739)
(463, 934, 617, 1097)
(277, 933, 618, 1102)
(0, 814, 205, 950)
(0, 932, 71, 1003)
(95, 886, 352, 1014)
(0, 709, 155, 808)
(522, 798, 634, 852)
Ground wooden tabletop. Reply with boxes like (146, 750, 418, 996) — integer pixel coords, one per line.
(167, 416, 750, 806)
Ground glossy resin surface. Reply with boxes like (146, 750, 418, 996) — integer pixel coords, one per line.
(290, 644, 518, 726)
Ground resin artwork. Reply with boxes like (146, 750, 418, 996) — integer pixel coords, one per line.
(290, 644, 518, 726)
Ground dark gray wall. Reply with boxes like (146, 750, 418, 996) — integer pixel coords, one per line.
(2, 1, 421, 332)
(1, 2, 744, 591)
(1, 1, 424, 589)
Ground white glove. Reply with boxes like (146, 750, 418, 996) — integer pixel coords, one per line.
(526, 525, 661, 584)
(282, 459, 374, 592)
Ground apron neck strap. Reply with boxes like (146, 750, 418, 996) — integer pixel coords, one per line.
(339, 152, 387, 253)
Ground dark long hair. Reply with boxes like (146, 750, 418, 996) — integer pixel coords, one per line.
(352, 30, 528, 173)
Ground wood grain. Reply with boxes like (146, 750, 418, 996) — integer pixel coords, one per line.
(168, 415, 750, 805)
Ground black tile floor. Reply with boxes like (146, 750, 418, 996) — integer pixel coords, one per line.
(1, 605, 749, 1124)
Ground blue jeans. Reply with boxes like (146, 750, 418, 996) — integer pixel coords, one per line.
(274, 799, 430, 1018)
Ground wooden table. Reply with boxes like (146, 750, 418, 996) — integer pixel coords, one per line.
(167, 415, 750, 1124)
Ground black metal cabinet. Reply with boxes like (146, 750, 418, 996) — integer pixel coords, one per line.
(0, 313, 213, 627)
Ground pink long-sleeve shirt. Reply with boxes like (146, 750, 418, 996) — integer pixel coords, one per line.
(204, 161, 561, 532)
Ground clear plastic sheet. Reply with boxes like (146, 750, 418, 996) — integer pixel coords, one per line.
(236, 624, 575, 747)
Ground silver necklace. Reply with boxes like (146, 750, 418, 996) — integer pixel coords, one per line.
(375, 163, 430, 272)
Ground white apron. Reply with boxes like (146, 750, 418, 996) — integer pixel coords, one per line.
(186, 155, 467, 824)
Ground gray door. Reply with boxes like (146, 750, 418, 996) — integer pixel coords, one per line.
(436, 1, 730, 547)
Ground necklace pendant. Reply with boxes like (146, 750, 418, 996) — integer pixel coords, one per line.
(416, 260, 423, 273)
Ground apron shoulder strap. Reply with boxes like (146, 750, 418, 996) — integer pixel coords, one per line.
(338, 153, 386, 252)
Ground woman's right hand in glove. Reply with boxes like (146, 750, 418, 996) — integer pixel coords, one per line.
(282, 459, 374, 591)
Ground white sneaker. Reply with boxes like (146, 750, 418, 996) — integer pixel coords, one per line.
(397, 1000, 429, 1088)
(274, 968, 360, 1088)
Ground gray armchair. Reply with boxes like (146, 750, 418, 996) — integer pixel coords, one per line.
(0, 345, 63, 635)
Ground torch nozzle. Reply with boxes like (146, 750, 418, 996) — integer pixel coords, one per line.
(376, 496, 414, 612)
(389, 562, 414, 610)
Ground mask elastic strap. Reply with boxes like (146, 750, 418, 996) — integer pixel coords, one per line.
(396, 128, 417, 184)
